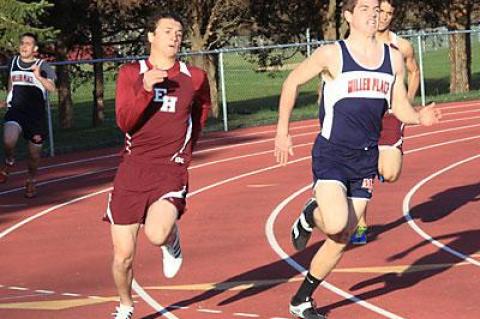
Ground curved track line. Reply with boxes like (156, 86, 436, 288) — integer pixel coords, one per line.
(2, 119, 479, 317)
(132, 280, 179, 319)
(402, 154, 480, 267)
(405, 123, 480, 139)
(265, 135, 480, 318)
(0, 156, 311, 318)
(0, 187, 111, 239)
(4, 120, 479, 198)
(265, 185, 404, 319)
(7, 113, 480, 178)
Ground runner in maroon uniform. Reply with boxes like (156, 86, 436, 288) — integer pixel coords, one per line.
(351, 0, 420, 244)
(105, 11, 211, 319)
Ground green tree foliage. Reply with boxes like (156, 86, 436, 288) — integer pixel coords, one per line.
(0, 0, 54, 54)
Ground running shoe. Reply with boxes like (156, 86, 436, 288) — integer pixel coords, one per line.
(0, 160, 14, 184)
(350, 226, 367, 245)
(161, 226, 183, 278)
(291, 198, 317, 251)
(290, 298, 326, 319)
(111, 304, 134, 319)
(24, 179, 37, 199)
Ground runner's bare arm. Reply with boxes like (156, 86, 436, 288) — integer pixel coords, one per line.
(275, 44, 339, 165)
(399, 38, 420, 102)
(391, 50, 441, 126)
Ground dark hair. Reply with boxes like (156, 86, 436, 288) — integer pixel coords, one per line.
(20, 32, 38, 45)
(146, 10, 185, 33)
(380, 0, 397, 9)
(342, 0, 359, 14)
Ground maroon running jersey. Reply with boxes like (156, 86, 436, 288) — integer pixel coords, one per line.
(115, 60, 211, 166)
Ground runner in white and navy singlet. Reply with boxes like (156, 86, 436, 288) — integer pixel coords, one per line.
(313, 40, 395, 199)
(5, 56, 56, 144)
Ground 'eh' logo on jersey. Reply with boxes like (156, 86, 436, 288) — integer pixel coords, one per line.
(348, 78, 390, 95)
(153, 88, 178, 113)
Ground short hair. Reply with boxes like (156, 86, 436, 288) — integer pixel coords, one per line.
(146, 10, 185, 33)
(20, 32, 38, 45)
(380, 0, 397, 9)
(342, 0, 359, 14)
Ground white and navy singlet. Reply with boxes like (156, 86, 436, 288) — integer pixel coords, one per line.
(318, 40, 396, 150)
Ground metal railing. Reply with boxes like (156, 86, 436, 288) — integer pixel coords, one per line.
(1, 28, 479, 157)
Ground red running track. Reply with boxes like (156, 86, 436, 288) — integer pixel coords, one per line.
(0, 100, 479, 319)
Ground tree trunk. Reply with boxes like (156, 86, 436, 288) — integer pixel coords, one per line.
(190, 27, 219, 118)
(449, 33, 469, 94)
(322, 0, 338, 40)
(447, 0, 472, 94)
(191, 53, 219, 117)
(91, 7, 105, 126)
(55, 39, 73, 129)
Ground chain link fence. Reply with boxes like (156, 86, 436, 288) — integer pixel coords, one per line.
(1, 29, 479, 158)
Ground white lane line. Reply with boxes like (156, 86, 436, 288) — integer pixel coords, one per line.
(61, 292, 82, 297)
(5, 112, 480, 179)
(265, 185, 404, 319)
(6, 123, 319, 178)
(0, 293, 47, 301)
(197, 308, 223, 313)
(441, 109, 480, 116)
(4, 119, 479, 198)
(233, 312, 260, 317)
(34, 289, 54, 294)
(405, 123, 480, 140)
(1, 124, 479, 317)
(132, 280, 179, 319)
(0, 167, 115, 196)
(404, 135, 480, 155)
(8, 286, 28, 291)
(402, 154, 480, 267)
(265, 135, 480, 318)
(436, 102, 479, 110)
(0, 187, 112, 239)
(406, 115, 480, 130)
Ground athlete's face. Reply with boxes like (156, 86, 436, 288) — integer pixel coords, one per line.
(148, 18, 183, 59)
(18, 36, 37, 60)
(378, 1, 395, 32)
(346, 0, 380, 36)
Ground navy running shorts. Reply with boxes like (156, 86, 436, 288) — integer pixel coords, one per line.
(311, 135, 378, 200)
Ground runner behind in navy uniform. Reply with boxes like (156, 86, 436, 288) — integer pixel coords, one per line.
(0, 32, 56, 198)
(274, 0, 441, 318)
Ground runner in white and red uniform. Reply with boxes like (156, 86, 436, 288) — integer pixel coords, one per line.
(104, 11, 211, 319)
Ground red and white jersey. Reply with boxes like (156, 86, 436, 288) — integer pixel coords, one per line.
(115, 60, 211, 166)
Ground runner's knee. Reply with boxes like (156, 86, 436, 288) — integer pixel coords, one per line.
(144, 224, 170, 246)
(328, 231, 350, 245)
(381, 170, 400, 182)
(113, 249, 134, 271)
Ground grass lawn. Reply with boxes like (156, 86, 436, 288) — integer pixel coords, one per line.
(1, 36, 479, 161)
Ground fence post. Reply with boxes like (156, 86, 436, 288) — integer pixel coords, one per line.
(306, 28, 311, 57)
(218, 51, 228, 131)
(46, 92, 55, 157)
(417, 33, 426, 106)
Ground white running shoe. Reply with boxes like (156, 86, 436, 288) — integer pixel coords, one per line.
(161, 226, 183, 278)
(112, 304, 134, 319)
(289, 298, 326, 319)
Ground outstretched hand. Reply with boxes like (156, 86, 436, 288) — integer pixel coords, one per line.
(419, 102, 442, 126)
(274, 134, 293, 166)
(31, 64, 42, 80)
(143, 68, 168, 92)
